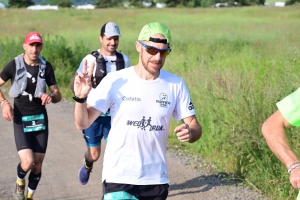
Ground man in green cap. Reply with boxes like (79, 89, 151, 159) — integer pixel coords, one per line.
(72, 22, 202, 199)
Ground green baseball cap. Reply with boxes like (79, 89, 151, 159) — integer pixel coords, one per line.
(138, 22, 171, 45)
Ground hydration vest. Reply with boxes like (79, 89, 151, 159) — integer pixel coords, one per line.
(9, 54, 47, 101)
(90, 51, 125, 88)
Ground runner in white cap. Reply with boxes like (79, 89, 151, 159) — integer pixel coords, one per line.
(70, 22, 130, 185)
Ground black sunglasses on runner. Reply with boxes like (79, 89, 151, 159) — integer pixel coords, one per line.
(138, 41, 172, 57)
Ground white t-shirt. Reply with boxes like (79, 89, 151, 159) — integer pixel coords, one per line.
(76, 49, 130, 74)
(87, 67, 196, 185)
(77, 49, 130, 116)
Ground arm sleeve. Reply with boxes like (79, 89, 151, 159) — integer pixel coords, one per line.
(87, 73, 113, 113)
(276, 88, 300, 126)
(0, 59, 16, 82)
(45, 62, 57, 86)
(76, 54, 97, 75)
(121, 52, 131, 68)
(173, 78, 196, 121)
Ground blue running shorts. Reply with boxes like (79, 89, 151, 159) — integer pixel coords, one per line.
(82, 116, 111, 147)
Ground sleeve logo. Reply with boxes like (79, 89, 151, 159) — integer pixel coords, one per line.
(188, 101, 194, 110)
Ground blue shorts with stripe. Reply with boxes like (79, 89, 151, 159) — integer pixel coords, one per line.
(82, 116, 111, 147)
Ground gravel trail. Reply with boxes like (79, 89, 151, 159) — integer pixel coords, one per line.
(0, 98, 268, 200)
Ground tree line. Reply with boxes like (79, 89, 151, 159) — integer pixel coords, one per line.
(6, 0, 298, 9)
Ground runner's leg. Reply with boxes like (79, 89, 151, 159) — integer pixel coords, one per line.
(14, 149, 34, 200)
(13, 118, 34, 200)
(79, 116, 103, 185)
(26, 152, 45, 199)
(25, 112, 48, 200)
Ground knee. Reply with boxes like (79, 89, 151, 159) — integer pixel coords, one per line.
(21, 159, 34, 171)
(31, 161, 43, 173)
(90, 152, 100, 162)
(87, 150, 100, 162)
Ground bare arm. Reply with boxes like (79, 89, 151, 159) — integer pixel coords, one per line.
(174, 115, 202, 143)
(48, 84, 62, 103)
(262, 110, 297, 168)
(0, 78, 14, 121)
(75, 103, 101, 130)
(262, 110, 300, 189)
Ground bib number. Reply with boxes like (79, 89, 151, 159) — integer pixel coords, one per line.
(22, 114, 46, 132)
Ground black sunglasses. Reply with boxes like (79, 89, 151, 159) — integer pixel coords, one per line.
(138, 41, 172, 57)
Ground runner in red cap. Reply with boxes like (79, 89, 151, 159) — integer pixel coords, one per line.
(0, 31, 62, 200)
(24, 32, 43, 44)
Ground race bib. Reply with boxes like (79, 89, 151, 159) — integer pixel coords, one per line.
(22, 114, 46, 132)
(104, 191, 138, 200)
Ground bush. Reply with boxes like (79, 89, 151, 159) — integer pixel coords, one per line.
(58, 0, 72, 7)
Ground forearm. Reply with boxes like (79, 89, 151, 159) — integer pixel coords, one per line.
(179, 115, 202, 143)
(262, 111, 299, 168)
(188, 118, 202, 143)
(49, 84, 62, 103)
(74, 102, 90, 130)
(0, 89, 6, 102)
(262, 127, 299, 168)
(51, 91, 61, 103)
(0, 89, 10, 107)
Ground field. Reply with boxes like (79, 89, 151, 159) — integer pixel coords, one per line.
(0, 6, 300, 199)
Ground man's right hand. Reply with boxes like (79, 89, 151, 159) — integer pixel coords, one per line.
(2, 102, 14, 121)
(74, 59, 95, 98)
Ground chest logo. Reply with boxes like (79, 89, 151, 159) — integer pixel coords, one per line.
(127, 116, 165, 131)
(156, 92, 171, 108)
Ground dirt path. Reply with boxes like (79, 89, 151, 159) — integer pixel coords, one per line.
(0, 98, 268, 200)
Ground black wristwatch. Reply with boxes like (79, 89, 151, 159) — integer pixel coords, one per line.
(73, 96, 87, 103)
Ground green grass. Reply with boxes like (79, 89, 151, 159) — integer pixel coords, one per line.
(0, 0, 8, 5)
(1, 6, 300, 199)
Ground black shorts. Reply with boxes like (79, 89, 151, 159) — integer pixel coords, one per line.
(13, 112, 49, 153)
(103, 180, 169, 200)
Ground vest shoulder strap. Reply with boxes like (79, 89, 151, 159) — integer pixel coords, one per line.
(115, 51, 125, 70)
(91, 51, 100, 58)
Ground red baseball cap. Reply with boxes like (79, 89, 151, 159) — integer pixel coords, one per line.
(24, 31, 43, 44)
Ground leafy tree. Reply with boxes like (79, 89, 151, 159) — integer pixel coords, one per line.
(8, 0, 34, 7)
(184, 0, 201, 7)
(47, 0, 60, 5)
(163, 0, 180, 7)
(58, 0, 72, 7)
(94, 0, 122, 8)
(255, 0, 265, 5)
(129, 0, 143, 7)
(285, 0, 299, 5)
(199, 0, 214, 7)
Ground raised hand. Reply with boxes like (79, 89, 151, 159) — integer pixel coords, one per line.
(74, 59, 95, 98)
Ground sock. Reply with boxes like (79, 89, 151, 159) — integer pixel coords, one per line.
(85, 158, 93, 169)
(17, 163, 27, 185)
(17, 163, 28, 179)
(26, 188, 35, 199)
(28, 172, 41, 191)
(16, 179, 25, 186)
